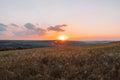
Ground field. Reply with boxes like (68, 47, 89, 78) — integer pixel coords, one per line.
(0, 42, 120, 80)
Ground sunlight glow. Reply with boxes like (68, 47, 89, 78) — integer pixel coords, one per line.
(58, 35, 68, 41)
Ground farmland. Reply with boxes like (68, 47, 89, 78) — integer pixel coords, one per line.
(0, 42, 120, 80)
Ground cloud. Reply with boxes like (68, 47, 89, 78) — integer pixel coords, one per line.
(17, 23, 46, 36)
(24, 23, 36, 30)
(10, 23, 19, 27)
(47, 24, 67, 32)
(35, 28, 46, 35)
(0, 23, 14, 37)
(0, 23, 68, 39)
(0, 23, 7, 32)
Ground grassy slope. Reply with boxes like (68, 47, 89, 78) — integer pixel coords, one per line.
(0, 42, 120, 80)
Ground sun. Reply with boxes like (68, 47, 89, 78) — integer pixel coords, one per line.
(57, 35, 68, 41)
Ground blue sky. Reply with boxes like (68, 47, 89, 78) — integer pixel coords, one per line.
(0, 0, 120, 40)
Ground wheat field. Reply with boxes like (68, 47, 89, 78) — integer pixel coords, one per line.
(0, 42, 120, 80)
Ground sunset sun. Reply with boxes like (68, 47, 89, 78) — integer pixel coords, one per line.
(57, 35, 68, 41)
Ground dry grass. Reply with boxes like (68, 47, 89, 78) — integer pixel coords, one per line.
(0, 42, 120, 80)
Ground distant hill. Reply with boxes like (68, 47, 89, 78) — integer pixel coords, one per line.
(0, 40, 112, 51)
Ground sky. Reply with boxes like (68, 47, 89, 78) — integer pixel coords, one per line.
(0, 0, 120, 40)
